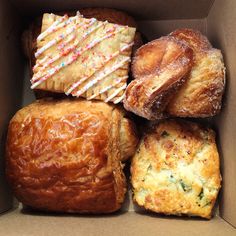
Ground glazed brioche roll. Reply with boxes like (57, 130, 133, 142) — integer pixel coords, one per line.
(6, 99, 138, 213)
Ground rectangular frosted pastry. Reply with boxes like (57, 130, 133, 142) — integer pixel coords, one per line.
(31, 13, 136, 104)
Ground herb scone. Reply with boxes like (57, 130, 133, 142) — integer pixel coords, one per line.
(131, 119, 221, 218)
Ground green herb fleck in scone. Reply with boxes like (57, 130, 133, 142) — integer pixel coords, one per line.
(131, 119, 221, 219)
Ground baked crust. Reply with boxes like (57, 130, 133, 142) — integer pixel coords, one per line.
(6, 99, 138, 213)
(170, 28, 212, 52)
(166, 28, 226, 117)
(131, 119, 221, 219)
(124, 36, 193, 120)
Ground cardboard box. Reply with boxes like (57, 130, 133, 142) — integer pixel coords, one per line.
(0, 0, 235, 235)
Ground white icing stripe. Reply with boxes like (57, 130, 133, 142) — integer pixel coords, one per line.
(37, 15, 68, 42)
(72, 57, 130, 97)
(32, 20, 103, 84)
(31, 24, 119, 89)
(87, 76, 128, 100)
(33, 55, 49, 71)
(76, 11, 82, 16)
(105, 84, 127, 102)
(35, 18, 87, 58)
(65, 42, 133, 95)
(113, 94, 125, 104)
(33, 19, 100, 82)
(32, 35, 76, 81)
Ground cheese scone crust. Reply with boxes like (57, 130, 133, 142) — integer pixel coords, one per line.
(131, 119, 221, 219)
(124, 36, 193, 120)
(6, 99, 138, 213)
(167, 28, 226, 117)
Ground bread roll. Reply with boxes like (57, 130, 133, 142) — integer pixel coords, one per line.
(131, 119, 221, 219)
(166, 29, 226, 117)
(124, 36, 193, 120)
(6, 99, 138, 213)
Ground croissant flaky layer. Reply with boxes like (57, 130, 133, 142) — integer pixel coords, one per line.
(124, 36, 193, 120)
(166, 28, 226, 117)
(6, 99, 138, 213)
(124, 29, 225, 119)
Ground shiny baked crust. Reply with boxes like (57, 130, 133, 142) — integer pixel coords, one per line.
(124, 36, 193, 120)
(131, 119, 221, 219)
(166, 28, 226, 117)
(6, 99, 138, 213)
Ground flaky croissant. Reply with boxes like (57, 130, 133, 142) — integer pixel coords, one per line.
(124, 36, 193, 120)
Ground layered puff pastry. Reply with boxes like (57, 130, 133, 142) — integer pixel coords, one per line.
(131, 119, 221, 219)
(166, 29, 226, 117)
(124, 36, 193, 120)
(29, 13, 136, 103)
(6, 99, 138, 213)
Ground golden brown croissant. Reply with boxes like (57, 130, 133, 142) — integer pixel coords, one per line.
(79, 8, 143, 55)
(166, 28, 226, 117)
(6, 99, 138, 213)
(124, 36, 193, 120)
(131, 119, 221, 219)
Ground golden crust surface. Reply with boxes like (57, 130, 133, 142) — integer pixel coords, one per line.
(170, 28, 212, 52)
(124, 36, 193, 120)
(167, 28, 226, 117)
(6, 99, 138, 213)
(131, 119, 221, 218)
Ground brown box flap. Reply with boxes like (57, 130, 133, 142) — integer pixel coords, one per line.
(207, 0, 236, 226)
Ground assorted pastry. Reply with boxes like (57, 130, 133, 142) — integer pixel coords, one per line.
(131, 119, 221, 219)
(124, 28, 225, 119)
(6, 99, 138, 213)
(124, 36, 194, 120)
(6, 8, 226, 218)
(22, 8, 143, 99)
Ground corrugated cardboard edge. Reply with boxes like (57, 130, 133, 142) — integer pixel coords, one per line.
(0, 0, 235, 235)
(207, 0, 236, 227)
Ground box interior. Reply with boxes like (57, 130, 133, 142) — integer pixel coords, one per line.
(0, 0, 235, 235)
